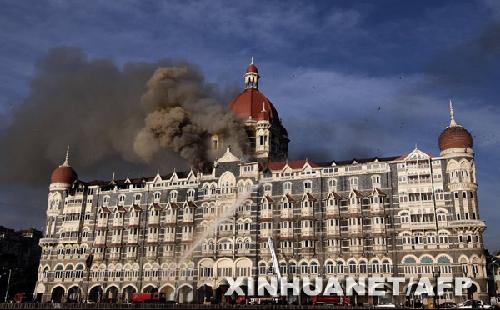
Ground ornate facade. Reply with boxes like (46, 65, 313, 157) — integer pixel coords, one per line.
(35, 62, 487, 305)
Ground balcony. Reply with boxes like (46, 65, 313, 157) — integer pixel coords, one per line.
(148, 216, 160, 225)
(97, 218, 108, 228)
(448, 220, 485, 228)
(165, 215, 177, 224)
(279, 248, 294, 256)
(147, 235, 159, 243)
(112, 219, 124, 227)
(39, 238, 59, 245)
(371, 224, 385, 234)
(325, 246, 340, 255)
(111, 236, 122, 244)
(164, 234, 176, 243)
(301, 227, 314, 238)
(260, 229, 272, 239)
(163, 250, 174, 258)
(94, 236, 106, 245)
(325, 207, 339, 218)
(128, 217, 139, 226)
(261, 210, 273, 220)
(301, 207, 314, 218)
(182, 214, 193, 223)
(348, 206, 361, 215)
(281, 209, 294, 219)
(280, 228, 294, 239)
(370, 204, 384, 214)
(127, 236, 138, 244)
(348, 225, 362, 235)
(326, 228, 340, 237)
(349, 245, 363, 254)
(181, 233, 193, 242)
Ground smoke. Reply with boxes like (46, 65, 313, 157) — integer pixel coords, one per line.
(133, 67, 248, 170)
(0, 47, 247, 184)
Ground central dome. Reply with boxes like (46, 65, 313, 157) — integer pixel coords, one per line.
(229, 88, 279, 121)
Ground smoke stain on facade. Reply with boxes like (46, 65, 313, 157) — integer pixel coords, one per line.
(35, 61, 487, 306)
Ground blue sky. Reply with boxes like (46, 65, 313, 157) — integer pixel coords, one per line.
(0, 0, 499, 250)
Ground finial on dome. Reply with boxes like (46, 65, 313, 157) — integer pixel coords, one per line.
(251, 57, 254, 65)
(449, 100, 457, 127)
(62, 145, 70, 167)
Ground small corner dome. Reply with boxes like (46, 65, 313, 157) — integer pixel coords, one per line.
(438, 126, 473, 151)
(438, 100, 473, 152)
(51, 165, 78, 184)
(50, 147, 78, 184)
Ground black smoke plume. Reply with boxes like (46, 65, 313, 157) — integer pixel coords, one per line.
(0, 47, 247, 184)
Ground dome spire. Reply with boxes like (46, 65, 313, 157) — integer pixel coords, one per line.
(62, 145, 70, 167)
(449, 99, 458, 127)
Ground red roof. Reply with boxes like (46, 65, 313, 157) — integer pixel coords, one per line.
(266, 159, 319, 171)
(229, 88, 279, 121)
(246, 63, 258, 73)
(51, 165, 77, 184)
(438, 126, 473, 151)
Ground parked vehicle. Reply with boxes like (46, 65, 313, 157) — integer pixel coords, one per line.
(131, 293, 166, 303)
(457, 300, 492, 309)
(311, 295, 350, 306)
(440, 302, 458, 308)
(374, 303, 396, 308)
(238, 296, 287, 305)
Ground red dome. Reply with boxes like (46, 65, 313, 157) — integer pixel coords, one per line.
(51, 165, 78, 184)
(246, 63, 258, 73)
(229, 88, 279, 121)
(438, 126, 473, 151)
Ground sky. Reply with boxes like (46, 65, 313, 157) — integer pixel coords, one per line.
(0, 0, 499, 250)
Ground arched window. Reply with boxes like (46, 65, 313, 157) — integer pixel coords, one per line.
(283, 182, 292, 194)
(153, 192, 161, 201)
(300, 262, 308, 274)
(337, 261, 344, 274)
(438, 256, 452, 274)
(359, 261, 367, 273)
(55, 265, 64, 279)
(382, 259, 391, 273)
(372, 260, 380, 274)
(403, 257, 417, 274)
(349, 261, 357, 274)
(279, 262, 287, 275)
(134, 194, 141, 205)
(325, 261, 334, 274)
(258, 262, 267, 275)
(310, 262, 319, 274)
(421, 256, 433, 274)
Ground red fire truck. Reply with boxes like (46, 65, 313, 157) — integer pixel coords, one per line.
(131, 293, 166, 303)
(311, 295, 350, 306)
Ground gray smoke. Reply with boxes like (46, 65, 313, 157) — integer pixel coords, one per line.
(133, 66, 248, 169)
(0, 47, 247, 184)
